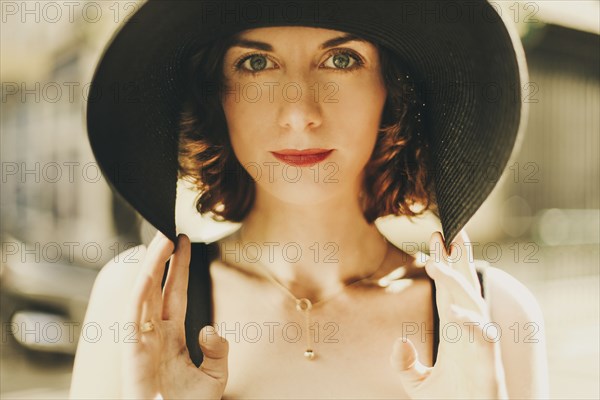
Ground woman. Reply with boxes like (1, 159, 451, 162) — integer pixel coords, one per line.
(70, 1, 549, 399)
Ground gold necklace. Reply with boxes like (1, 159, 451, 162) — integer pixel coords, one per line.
(239, 232, 389, 360)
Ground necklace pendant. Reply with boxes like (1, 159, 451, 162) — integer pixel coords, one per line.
(304, 349, 315, 360)
(296, 298, 312, 312)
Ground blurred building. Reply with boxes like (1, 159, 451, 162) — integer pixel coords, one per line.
(509, 24, 599, 245)
(1, 1, 144, 268)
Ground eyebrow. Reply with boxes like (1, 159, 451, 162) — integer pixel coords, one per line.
(229, 33, 366, 52)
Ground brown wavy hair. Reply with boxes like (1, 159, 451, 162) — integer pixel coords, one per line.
(178, 33, 436, 223)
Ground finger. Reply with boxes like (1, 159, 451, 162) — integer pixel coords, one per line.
(425, 258, 486, 313)
(199, 326, 229, 383)
(423, 257, 452, 322)
(162, 234, 191, 323)
(449, 304, 490, 328)
(447, 230, 481, 292)
(390, 337, 432, 388)
(143, 231, 176, 321)
(126, 272, 155, 337)
(448, 305, 497, 357)
(427, 231, 450, 264)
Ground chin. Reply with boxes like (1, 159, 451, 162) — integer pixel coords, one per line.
(259, 178, 346, 206)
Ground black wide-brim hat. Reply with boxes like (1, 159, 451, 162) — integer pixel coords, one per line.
(87, 0, 528, 249)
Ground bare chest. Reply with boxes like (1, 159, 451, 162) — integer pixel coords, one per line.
(209, 262, 435, 399)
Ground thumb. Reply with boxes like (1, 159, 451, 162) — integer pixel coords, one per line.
(198, 325, 229, 382)
(390, 337, 431, 388)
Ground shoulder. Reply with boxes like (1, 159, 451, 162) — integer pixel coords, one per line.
(481, 265, 550, 398)
(481, 264, 544, 324)
(97, 244, 147, 283)
(479, 265, 550, 398)
(80, 244, 148, 318)
(70, 244, 147, 399)
(82, 243, 148, 334)
(88, 244, 150, 303)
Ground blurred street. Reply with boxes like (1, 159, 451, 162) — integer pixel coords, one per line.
(0, 299, 73, 399)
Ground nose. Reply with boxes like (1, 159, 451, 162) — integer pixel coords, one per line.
(276, 79, 323, 134)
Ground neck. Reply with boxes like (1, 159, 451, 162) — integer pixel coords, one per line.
(226, 186, 390, 302)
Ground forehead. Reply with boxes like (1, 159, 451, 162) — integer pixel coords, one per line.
(228, 26, 377, 52)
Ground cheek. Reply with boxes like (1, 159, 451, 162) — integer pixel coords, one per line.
(221, 96, 265, 164)
(334, 76, 387, 158)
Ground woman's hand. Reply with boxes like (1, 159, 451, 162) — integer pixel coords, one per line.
(121, 232, 229, 400)
(390, 230, 509, 400)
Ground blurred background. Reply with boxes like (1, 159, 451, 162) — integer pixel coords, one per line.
(1, 1, 598, 398)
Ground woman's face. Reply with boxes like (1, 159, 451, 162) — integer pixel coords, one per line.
(221, 26, 387, 205)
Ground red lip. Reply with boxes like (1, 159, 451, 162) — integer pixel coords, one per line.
(270, 149, 334, 167)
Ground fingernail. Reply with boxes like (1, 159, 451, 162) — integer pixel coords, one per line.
(204, 325, 217, 334)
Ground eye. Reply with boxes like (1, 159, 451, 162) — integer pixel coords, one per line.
(232, 49, 365, 76)
(321, 49, 364, 71)
(234, 53, 277, 74)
